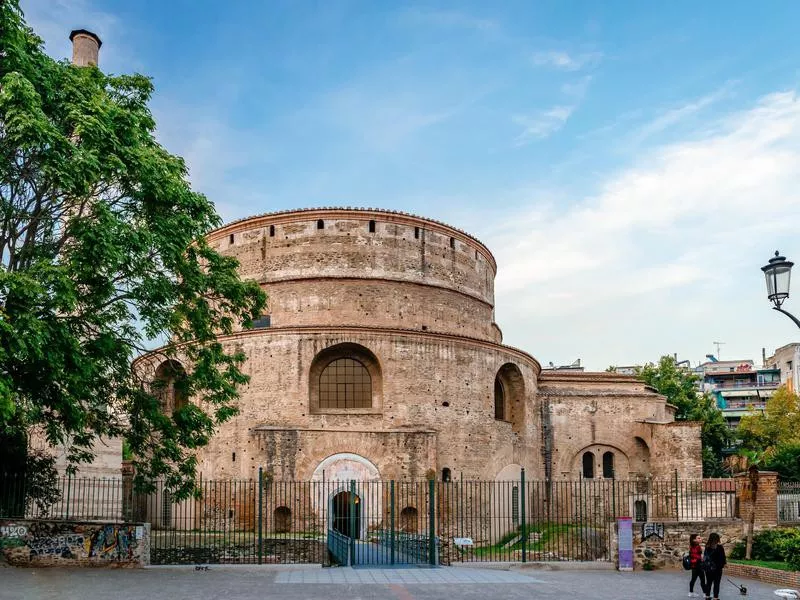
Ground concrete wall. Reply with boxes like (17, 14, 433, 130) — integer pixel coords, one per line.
(0, 520, 149, 568)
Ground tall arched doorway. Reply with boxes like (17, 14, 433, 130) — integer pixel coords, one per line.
(332, 491, 361, 539)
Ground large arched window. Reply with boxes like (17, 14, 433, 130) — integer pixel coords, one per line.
(309, 343, 383, 414)
(494, 377, 505, 420)
(602, 451, 615, 479)
(152, 360, 188, 414)
(582, 452, 595, 479)
(319, 357, 372, 409)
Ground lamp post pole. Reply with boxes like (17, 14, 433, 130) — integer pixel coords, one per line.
(761, 251, 800, 329)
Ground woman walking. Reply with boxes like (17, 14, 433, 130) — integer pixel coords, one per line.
(701, 532, 727, 600)
(688, 534, 706, 597)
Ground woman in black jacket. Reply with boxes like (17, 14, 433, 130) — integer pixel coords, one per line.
(701, 532, 727, 600)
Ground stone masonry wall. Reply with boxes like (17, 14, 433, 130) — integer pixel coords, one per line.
(630, 520, 743, 570)
(0, 520, 149, 568)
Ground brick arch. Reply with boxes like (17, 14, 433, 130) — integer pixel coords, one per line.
(152, 359, 188, 413)
(494, 363, 525, 434)
(571, 443, 630, 479)
(308, 343, 383, 414)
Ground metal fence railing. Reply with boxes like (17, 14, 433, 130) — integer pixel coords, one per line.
(0, 471, 740, 566)
(778, 481, 800, 524)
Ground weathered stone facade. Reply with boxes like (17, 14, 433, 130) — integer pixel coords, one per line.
(139, 208, 701, 485)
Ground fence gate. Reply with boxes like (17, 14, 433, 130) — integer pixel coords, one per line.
(1, 471, 738, 566)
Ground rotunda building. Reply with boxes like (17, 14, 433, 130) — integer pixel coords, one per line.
(141, 207, 702, 486)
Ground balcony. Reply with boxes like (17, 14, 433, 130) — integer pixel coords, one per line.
(707, 380, 779, 390)
(722, 401, 766, 411)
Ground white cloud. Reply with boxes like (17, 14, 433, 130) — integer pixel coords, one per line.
(513, 105, 575, 144)
(531, 51, 602, 71)
(481, 91, 800, 367)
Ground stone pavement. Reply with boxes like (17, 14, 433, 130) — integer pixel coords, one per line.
(0, 565, 787, 600)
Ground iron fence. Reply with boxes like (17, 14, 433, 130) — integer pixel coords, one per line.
(778, 481, 800, 524)
(0, 471, 739, 566)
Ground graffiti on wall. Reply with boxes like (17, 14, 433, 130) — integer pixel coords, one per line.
(88, 525, 135, 560)
(0, 520, 141, 565)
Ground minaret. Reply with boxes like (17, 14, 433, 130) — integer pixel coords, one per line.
(69, 29, 102, 66)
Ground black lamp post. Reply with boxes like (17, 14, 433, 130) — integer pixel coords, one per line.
(761, 251, 800, 329)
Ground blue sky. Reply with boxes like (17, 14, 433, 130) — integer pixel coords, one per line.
(22, 0, 800, 370)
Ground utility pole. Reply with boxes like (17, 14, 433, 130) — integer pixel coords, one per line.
(713, 341, 725, 359)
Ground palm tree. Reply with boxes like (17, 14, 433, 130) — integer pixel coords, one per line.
(731, 449, 771, 560)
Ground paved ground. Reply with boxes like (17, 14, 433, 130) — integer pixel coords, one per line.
(0, 565, 788, 600)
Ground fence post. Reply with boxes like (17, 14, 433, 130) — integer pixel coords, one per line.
(674, 470, 679, 520)
(521, 468, 527, 563)
(257, 467, 263, 565)
(349, 480, 356, 566)
(428, 479, 436, 566)
(390, 480, 396, 566)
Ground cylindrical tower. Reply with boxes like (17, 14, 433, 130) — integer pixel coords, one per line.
(69, 29, 102, 67)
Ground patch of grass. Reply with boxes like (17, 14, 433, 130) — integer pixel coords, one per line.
(730, 559, 795, 572)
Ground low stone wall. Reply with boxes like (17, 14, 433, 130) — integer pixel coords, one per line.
(727, 562, 800, 589)
(630, 520, 744, 570)
(149, 538, 325, 565)
(0, 520, 149, 568)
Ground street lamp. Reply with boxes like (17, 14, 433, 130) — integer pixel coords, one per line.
(761, 251, 800, 329)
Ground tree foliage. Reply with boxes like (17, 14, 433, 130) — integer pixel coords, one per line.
(0, 2, 266, 497)
(637, 356, 731, 477)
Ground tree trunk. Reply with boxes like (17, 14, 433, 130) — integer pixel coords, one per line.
(745, 504, 755, 560)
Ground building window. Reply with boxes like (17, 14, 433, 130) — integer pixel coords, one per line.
(369, 220, 376, 233)
(400, 506, 418, 532)
(494, 377, 505, 420)
(602, 451, 615, 479)
(229, 233, 234, 244)
(252, 315, 271, 328)
(634, 500, 648, 522)
(319, 358, 372, 409)
(442, 468, 452, 482)
(450, 237, 455, 249)
(582, 452, 594, 479)
(274, 506, 291, 533)
(414, 227, 420, 239)
(152, 360, 188, 414)
(317, 219, 324, 230)
(269, 225, 275, 237)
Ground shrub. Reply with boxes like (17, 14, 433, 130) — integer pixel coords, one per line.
(778, 535, 800, 571)
(750, 528, 800, 562)
(729, 541, 745, 559)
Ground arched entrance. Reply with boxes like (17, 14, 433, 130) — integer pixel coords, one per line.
(332, 491, 361, 539)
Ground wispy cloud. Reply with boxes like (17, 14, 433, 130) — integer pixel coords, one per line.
(513, 105, 574, 144)
(530, 50, 602, 71)
(479, 91, 800, 365)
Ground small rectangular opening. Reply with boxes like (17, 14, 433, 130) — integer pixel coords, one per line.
(269, 225, 275, 237)
(414, 227, 420, 239)
(252, 315, 271, 328)
(317, 219, 324, 230)
(232, 452, 236, 462)
(229, 233, 235, 244)
(369, 220, 376, 233)
(450, 237, 455, 249)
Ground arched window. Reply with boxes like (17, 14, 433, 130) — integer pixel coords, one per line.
(319, 358, 372, 409)
(152, 360, 188, 414)
(442, 468, 452, 482)
(494, 377, 505, 420)
(582, 452, 594, 479)
(602, 451, 615, 479)
(274, 506, 291, 533)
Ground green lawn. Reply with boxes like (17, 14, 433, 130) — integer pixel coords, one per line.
(730, 559, 795, 572)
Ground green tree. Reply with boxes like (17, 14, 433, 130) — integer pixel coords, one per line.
(0, 2, 265, 498)
(738, 386, 800, 452)
(638, 356, 731, 477)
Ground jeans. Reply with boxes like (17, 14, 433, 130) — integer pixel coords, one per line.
(689, 567, 706, 593)
(702, 569, 722, 598)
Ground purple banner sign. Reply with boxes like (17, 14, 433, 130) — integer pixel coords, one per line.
(618, 517, 633, 571)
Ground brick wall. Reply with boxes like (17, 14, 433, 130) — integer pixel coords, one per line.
(735, 471, 779, 526)
(726, 562, 800, 589)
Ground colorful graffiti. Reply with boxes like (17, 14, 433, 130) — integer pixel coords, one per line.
(88, 525, 135, 560)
